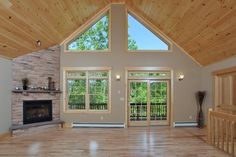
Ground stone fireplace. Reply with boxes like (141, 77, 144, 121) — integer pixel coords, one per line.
(23, 100, 52, 124)
(11, 45, 61, 126)
(12, 93, 60, 125)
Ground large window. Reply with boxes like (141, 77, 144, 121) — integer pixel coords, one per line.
(66, 12, 110, 52)
(64, 68, 111, 112)
(127, 12, 171, 51)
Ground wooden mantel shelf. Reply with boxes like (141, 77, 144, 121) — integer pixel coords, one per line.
(12, 90, 62, 94)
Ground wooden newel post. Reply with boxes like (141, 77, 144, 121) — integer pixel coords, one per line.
(207, 108, 213, 144)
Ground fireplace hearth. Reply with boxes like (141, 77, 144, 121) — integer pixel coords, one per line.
(23, 100, 52, 124)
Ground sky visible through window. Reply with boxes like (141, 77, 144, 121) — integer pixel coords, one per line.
(67, 13, 169, 51)
(128, 14, 169, 50)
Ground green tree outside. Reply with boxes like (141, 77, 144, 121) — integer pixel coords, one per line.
(68, 14, 138, 50)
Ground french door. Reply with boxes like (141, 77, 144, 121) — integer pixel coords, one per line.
(128, 80, 170, 126)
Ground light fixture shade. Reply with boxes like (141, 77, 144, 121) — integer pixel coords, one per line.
(116, 75, 121, 80)
(178, 74, 184, 81)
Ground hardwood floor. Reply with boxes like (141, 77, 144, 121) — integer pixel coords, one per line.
(0, 127, 231, 157)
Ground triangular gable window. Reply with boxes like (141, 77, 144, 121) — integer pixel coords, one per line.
(67, 13, 110, 51)
(127, 13, 171, 51)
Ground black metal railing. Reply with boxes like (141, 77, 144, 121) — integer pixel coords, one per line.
(130, 103, 147, 121)
(68, 103, 107, 110)
(130, 103, 167, 121)
(68, 103, 86, 110)
(90, 103, 107, 110)
(150, 103, 167, 120)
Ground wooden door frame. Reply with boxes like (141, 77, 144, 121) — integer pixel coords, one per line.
(212, 66, 236, 113)
(125, 67, 174, 127)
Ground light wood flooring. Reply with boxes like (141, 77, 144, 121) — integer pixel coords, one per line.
(0, 127, 231, 157)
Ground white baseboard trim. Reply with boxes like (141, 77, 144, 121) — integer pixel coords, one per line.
(173, 122, 198, 127)
(72, 122, 125, 128)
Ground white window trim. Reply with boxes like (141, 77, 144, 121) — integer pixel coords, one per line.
(125, 7, 173, 53)
(63, 67, 112, 114)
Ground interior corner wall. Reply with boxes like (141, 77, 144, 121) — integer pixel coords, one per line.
(201, 55, 236, 113)
(60, 4, 202, 124)
(0, 58, 12, 134)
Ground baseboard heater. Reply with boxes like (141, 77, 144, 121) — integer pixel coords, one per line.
(72, 122, 125, 128)
(173, 122, 198, 127)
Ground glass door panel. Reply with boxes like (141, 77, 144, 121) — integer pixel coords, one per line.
(128, 79, 170, 126)
(129, 81, 148, 126)
(150, 81, 169, 125)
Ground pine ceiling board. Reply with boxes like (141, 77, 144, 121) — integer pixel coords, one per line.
(0, 0, 109, 58)
(35, 0, 75, 40)
(57, 0, 81, 27)
(164, 0, 197, 33)
(185, 9, 236, 62)
(0, 5, 55, 45)
(128, 0, 236, 65)
(0, 0, 236, 65)
(60, 0, 109, 42)
(110, 0, 125, 4)
(0, 26, 35, 52)
(161, 1, 191, 33)
(183, 9, 236, 52)
(0, 41, 22, 58)
(167, 0, 212, 43)
(154, 0, 180, 26)
(186, 26, 234, 55)
(175, 0, 236, 46)
(10, 0, 62, 41)
(193, 38, 236, 65)
(4, 1, 58, 45)
(0, 16, 37, 51)
(0, 26, 37, 52)
(130, 0, 166, 29)
(0, 5, 54, 54)
(30, 0, 66, 40)
(0, 7, 36, 42)
(55, 0, 87, 37)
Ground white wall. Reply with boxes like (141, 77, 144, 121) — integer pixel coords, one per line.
(0, 57, 12, 134)
(201, 55, 236, 113)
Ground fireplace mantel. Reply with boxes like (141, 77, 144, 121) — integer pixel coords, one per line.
(12, 90, 61, 94)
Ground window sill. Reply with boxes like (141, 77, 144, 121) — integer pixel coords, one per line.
(64, 50, 111, 53)
(125, 50, 172, 53)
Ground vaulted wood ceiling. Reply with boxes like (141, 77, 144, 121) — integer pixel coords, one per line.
(126, 0, 236, 66)
(0, 0, 111, 58)
(0, 0, 236, 66)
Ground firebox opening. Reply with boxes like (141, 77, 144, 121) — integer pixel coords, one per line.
(23, 100, 52, 124)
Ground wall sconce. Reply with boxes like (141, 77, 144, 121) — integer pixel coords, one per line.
(178, 74, 184, 81)
(116, 74, 121, 81)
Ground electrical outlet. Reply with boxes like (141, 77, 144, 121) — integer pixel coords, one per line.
(120, 97, 124, 101)
(189, 115, 192, 120)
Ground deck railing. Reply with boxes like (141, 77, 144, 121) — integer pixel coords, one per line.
(207, 108, 236, 156)
(129, 103, 167, 121)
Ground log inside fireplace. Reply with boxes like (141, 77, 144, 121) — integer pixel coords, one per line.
(23, 100, 52, 124)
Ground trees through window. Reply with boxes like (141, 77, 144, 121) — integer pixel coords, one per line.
(67, 14, 110, 51)
(65, 69, 110, 112)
